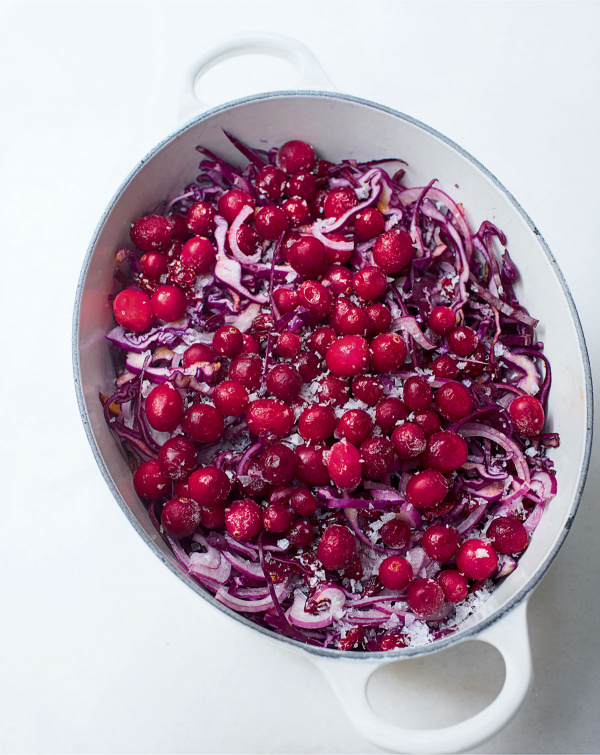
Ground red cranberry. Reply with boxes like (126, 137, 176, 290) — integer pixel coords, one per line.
(180, 236, 216, 272)
(150, 285, 187, 322)
(275, 331, 301, 359)
(403, 376, 433, 410)
(285, 170, 317, 199)
(230, 224, 260, 256)
(188, 466, 231, 507)
(290, 488, 318, 516)
(317, 524, 356, 570)
(412, 409, 442, 437)
(238, 459, 271, 499)
(241, 334, 259, 354)
(322, 265, 354, 297)
(317, 374, 350, 406)
(299, 404, 337, 442)
(260, 444, 297, 484)
(265, 364, 303, 402)
(113, 288, 154, 333)
(212, 325, 243, 358)
(130, 214, 173, 252)
(283, 198, 311, 227)
(372, 229, 414, 273)
(329, 297, 354, 334)
(353, 266, 388, 301)
(324, 186, 358, 219)
(380, 632, 408, 651)
(313, 159, 333, 183)
(182, 343, 214, 368)
(167, 258, 195, 289)
(437, 570, 469, 603)
(435, 382, 473, 421)
(273, 288, 298, 314)
(281, 231, 302, 262)
(298, 351, 323, 382)
(323, 232, 353, 265)
(425, 430, 468, 473)
(432, 354, 459, 379)
(133, 460, 170, 499)
(186, 202, 216, 236)
(225, 499, 263, 540)
(145, 384, 184, 432)
(487, 516, 529, 554)
(255, 165, 287, 201)
(277, 140, 316, 174)
(428, 306, 456, 335)
(406, 578, 445, 616)
(375, 397, 410, 435)
(351, 376, 383, 406)
(298, 280, 333, 318)
(246, 399, 294, 437)
(200, 505, 226, 529)
(255, 205, 289, 241)
(309, 189, 327, 221)
(217, 189, 255, 224)
(360, 436, 395, 478)
(406, 469, 448, 509)
(327, 441, 363, 490)
(182, 403, 224, 442)
(379, 556, 413, 591)
(463, 343, 488, 378)
(262, 502, 294, 533)
(456, 539, 498, 579)
(228, 353, 262, 391)
(509, 395, 545, 436)
(161, 497, 200, 537)
(365, 303, 392, 334)
(422, 525, 460, 561)
(326, 335, 370, 377)
(157, 437, 196, 480)
(140, 252, 168, 278)
(295, 444, 330, 485)
(308, 327, 337, 357)
(213, 380, 249, 416)
(391, 423, 427, 459)
(354, 208, 385, 239)
(381, 519, 411, 549)
(168, 213, 188, 242)
(339, 306, 371, 337)
(336, 409, 373, 445)
(288, 236, 327, 277)
(448, 326, 478, 357)
(370, 332, 407, 373)
(249, 313, 274, 338)
(287, 519, 315, 548)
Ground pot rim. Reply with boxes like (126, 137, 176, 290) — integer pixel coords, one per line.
(72, 89, 594, 660)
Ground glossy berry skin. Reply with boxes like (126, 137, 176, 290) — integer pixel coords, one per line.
(180, 236, 216, 272)
(335, 409, 373, 445)
(200, 505, 226, 529)
(182, 343, 214, 368)
(375, 397, 410, 435)
(287, 519, 315, 548)
(403, 376, 433, 411)
(273, 288, 298, 314)
(186, 202, 216, 236)
(323, 186, 358, 219)
(435, 381, 473, 421)
(406, 578, 445, 616)
(157, 437, 197, 480)
(412, 409, 442, 437)
(217, 189, 255, 224)
(487, 516, 529, 554)
(327, 441, 363, 490)
(428, 306, 456, 335)
(113, 288, 154, 333)
(372, 229, 414, 273)
(161, 497, 201, 538)
(260, 444, 297, 484)
(246, 399, 294, 437)
(283, 198, 311, 227)
(425, 430, 468, 473)
(299, 404, 337, 442)
(352, 376, 383, 406)
(188, 466, 231, 507)
(322, 265, 354, 297)
(277, 140, 316, 174)
(405, 469, 448, 509)
(422, 525, 460, 561)
(213, 380, 249, 416)
(379, 556, 413, 591)
(323, 232, 353, 265)
(329, 297, 353, 334)
(265, 364, 303, 402)
(353, 266, 388, 301)
(288, 236, 328, 278)
(228, 354, 263, 391)
(130, 214, 173, 252)
(365, 302, 392, 335)
(432, 354, 459, 379)
(212, 325, 243, 359)
(309, 327, 337, 357)
(391, 422, 427, 459)
(182, 403, 224, 442)
(360, 436, 395, 478)
(298, 351, 323, 383)
(263, 502, 294, 533)
(168, 213, 188, 242)
(463, 343, 488, 378)
(456, 539, 498, 580)
(140, 252, 168, 278)
(150, 285, 187, 322)
(448, 326, 478, 357)
(354, 208, 385, 239)
(255, 205, 289, 241)
(238, 459, 271, 499)
(255, 165, 287, 201)
(225, 499, 263, 540)
(370, 332, 407, 373)
(290, 488, 318, 516)
(298, 280, 333, 318)
(145, 384, 184, 432)
(326, 336, 370, 378)
(381, 519, 411, 549)
(317, 524, 356, 570)
(241, 334, 259, 354)
(286, 170, 317, 199)
(437, 570, 469, 603)
(133, 460, 170, 499)
(275, 331, 302, 359)
(509, 395, 545, 437)
(339, 307, 371, 337)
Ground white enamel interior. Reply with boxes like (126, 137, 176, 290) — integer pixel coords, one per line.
(75, 92, 590, 655)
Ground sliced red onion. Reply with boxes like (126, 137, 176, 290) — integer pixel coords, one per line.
(222, 551, 266, 579)
(216, 580, 290, 613)
(344, 508, 405, 555)
(456, 501, 488, 534)
(495, 344, 540, 395)
(391, 315, 436, 350)
(228, 205, 262, 263)
(287, 586, 347, 629)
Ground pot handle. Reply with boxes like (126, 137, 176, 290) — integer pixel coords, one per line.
(177, 33, 337, 122)
(314, 599, 532, 754)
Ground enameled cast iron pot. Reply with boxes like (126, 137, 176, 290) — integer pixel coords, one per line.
(73, 35, 593, 753)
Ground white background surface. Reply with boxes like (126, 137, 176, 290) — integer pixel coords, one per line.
(1, 1, 599, 752)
